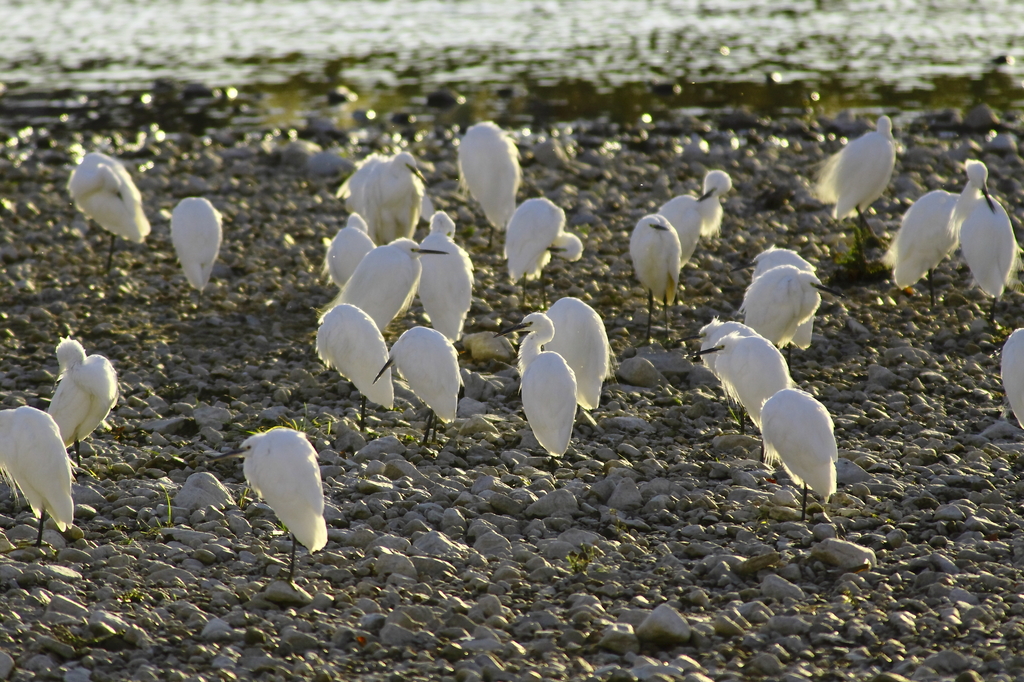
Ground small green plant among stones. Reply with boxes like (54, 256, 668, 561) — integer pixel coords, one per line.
(567, 544, 599, 573)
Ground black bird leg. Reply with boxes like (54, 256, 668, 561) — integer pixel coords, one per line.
(105, 233, 116, 274)
(287, 533, 297, 583)
(359, 395, 367, 430)
(801, 484, 808, 523)
(35, 512, 46, 548)
(645, 290, 654, 346)
(927, 268, 935, 307)
(74, 440, 81, 467)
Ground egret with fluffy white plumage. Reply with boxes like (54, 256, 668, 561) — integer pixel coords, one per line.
(47, 338, 118, 466)
(544, 297, 612, 411)
(323, 213, 376, 290)
(458, 121, 521, 246)
(504, 198, 583, 307)
(170, 197, 222, 295)
(883, 190, 958, 305)
(629, 214, 682, 345)
(337, 151, 425, 245)
(418, 212, 474, 341)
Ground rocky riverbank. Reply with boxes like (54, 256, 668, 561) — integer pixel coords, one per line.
(1, 105, 1023, 681)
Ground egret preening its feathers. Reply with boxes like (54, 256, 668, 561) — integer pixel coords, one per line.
(209, 428, 327, 581)
(418, 212, 474, 341)
(747, 247, 817, 349)
(951, 160, 1021, 321)
(374, 327, 461, 445)
(323, 213, 376, 289)
(500, 313, 578, 457)
(815, 115, 896, 259)
(629, 214, 682, 345)
(504, 198, 583, 307)
(337, 151, 426, 245)
(698, 330, 793, 431)
(0, 406, 75, 547)
(760, 388, 837, 521)
(316, 304, 394, 429)
(458, 121, 521, 246)
(170, 197, 222, 295)
(323, 238, 448, 333)
(544, 297, 612, 410)
(883, 190, 958, 305)
(67, 151, 151, 272)
(47, 338, 118, 466)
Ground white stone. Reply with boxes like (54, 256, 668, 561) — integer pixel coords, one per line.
(635, 604, 691, 646)
(173, 472, 233, 511)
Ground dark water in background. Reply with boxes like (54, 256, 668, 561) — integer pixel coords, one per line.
(3, 0, 1024, 132)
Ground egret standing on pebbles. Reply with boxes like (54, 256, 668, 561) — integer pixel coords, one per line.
(695, 331, 792, 433)
(504, 198, 583, 308)
(815, 115, 896, 259)
(374, 327, 461, 445)
(209, 428, 326, 582)
(418, 212, 474, 341)
(500, 313, 578, 457)
(659, 169, 732, 248)
(323, 213, 376, 290)
(0, 406, 74, 547)
(316, 304, 394, 429)
(883, 190, 958, 305)
(629, 214, 681, 345)
(951, 160, 1021, 322)
(1002, 329, 1024, 429)
(741, 264, 839, 356)
(47, 338, 118, 466)
(760, 388, 837, 521)
(324, 238, 448, 333)
(337, 151, 426, 244)
(458, 121, 521, 246)
(745, 247, 818, 349)
(67, 151, 151, 272)
(544, 297, 612, 411)
(170, 197, 222, 297)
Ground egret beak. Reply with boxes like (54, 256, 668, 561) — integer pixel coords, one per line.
(548, 246, 566, 253)
(208, 448, 246, 461)
(413, 248, 449, 255)
(812, 283, 844, 298)
(690, 345, 724, 362)
(373, 358, 394, 384)
(679, 334, 703, 342)
(697, 189, 715, 202)
(650, 223, 670, 231)
(497, 321, 531, 337)
(405, 163, 426, 182)
(983, 186, 996, 213)
(731, 261, 754, 272)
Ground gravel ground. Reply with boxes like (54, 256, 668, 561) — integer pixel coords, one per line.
(2, 104, 1024, 682)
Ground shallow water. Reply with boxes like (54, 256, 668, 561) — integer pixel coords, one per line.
(4, 0, 1024, 127)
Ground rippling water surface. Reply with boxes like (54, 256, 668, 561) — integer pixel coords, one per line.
(4, 0, 1024, 127)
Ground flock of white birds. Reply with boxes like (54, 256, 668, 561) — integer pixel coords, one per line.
(1, 116, 1021, 579)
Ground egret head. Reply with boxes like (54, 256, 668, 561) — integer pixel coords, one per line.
(395, 152, 425, 181)
(639, 214, 672, 232)
(429, 211, 457, 237)
(700, 170, 732, 200)
(497, 311, 555, 338)
(965, 160, 989, 188)
(550, 232, 584, 261)
(876, 115, 893, 138)
(55, 337, 87, 374)
(346, 213, 369, 233)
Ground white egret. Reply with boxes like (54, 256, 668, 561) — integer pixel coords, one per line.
(629, 214, 682, 344)
(47, 338, 118, 466)
(0, 406, 74, 547)
(658, 170, 732, 256)
(209, 428, 327, 581)
(316, 304, 394, 429)
(67, 151, 151, 272)
(458, 121, 521, 246)
(951, 160, 1021, 321)
(696, 330, 793, 431)
(337, 151, 425, 244)
(815, 115, 896, 256)
(322, 238, 448, 332)
(499, 313, 578, 457)
(544, 297, 612, 410)
(760, 388, 838, 521)
(741, 264, 839, 353)
(1002, 329, 1024, 428)
(374, 327, 461, 444)
(746, 247, 818, 349)
(418, 212, 474, 341)
(883, 190, 958, 305)
(323, 213, 376, 289)
(505, 198, 583, 307)
(170, 197, 222, 295)
(695, 318, 758, 376)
